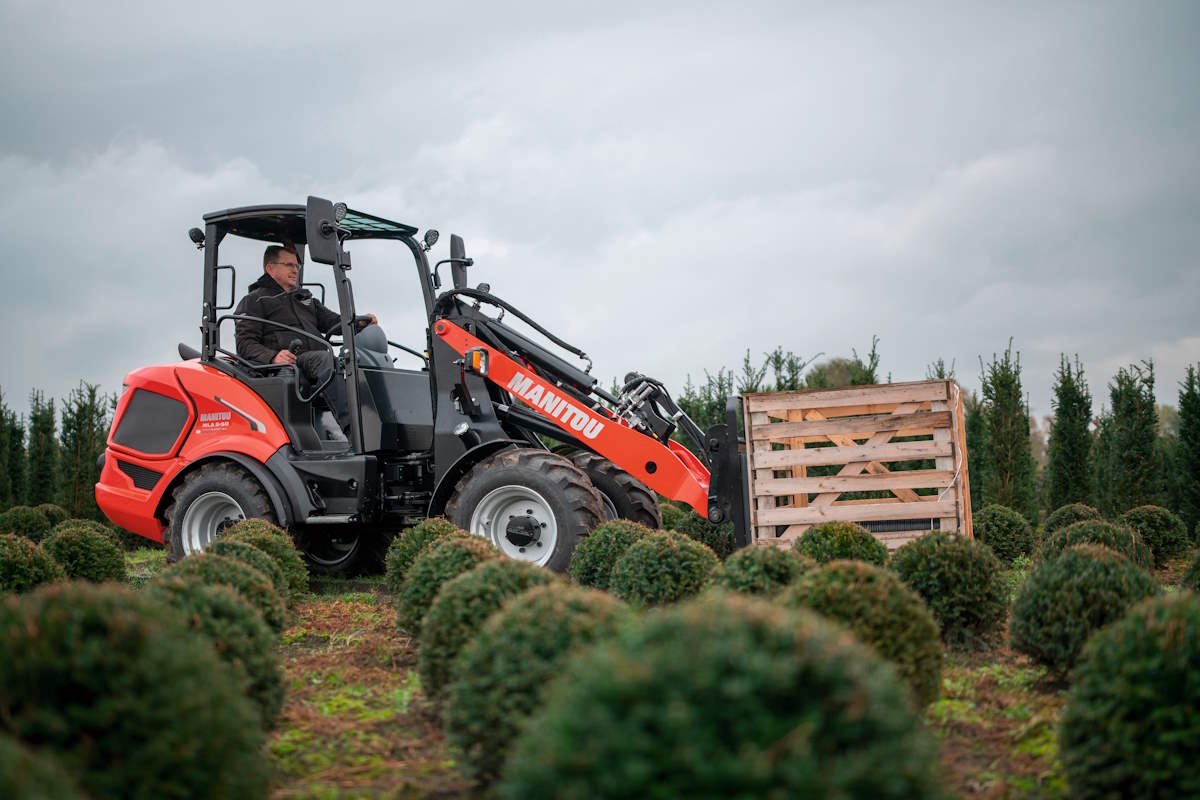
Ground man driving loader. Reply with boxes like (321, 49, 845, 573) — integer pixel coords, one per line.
(234, 244, 376, 438)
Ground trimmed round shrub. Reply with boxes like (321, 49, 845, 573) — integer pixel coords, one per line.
(658, 501, 687, 531)
(0, 506, 51, 543)
(781, 561, 944, 707)
(163, 553, 285, 633)
(0, 582, 268, 799)
(0, 534, 65, 593)
(497, 592, 946, 799)
(1121, 504, 1189, 568)
(670, 509, 736, 560)
(1060, 593, 1200, 798)
(208, 539, 287, 595)
(42, 523, 126, 583)
(395, 535, 499, 635)
(973, 504, 1036, 565)
(1043, 502, 1101, 534)
(715, 545, 814, 596)
(568, 519, 651, 590)
(1037, 519, 1154, 571)
(792, 521, 887, 566)
(0, 735, 83, 799)
(446, 584, 631, 784)
(609, 531, 720, 608)
(53, 518, 160, 552)
(148, 576, 284, 729)
(220, 519, 308, 599)
(1183, 550, 1200, 592)
(1010, 544, 1161, 673)
(419, 559, 559, 704)
(891, 532, 1007, 648)
(34, 503, 68, 527)
(385, 517, 465, 593)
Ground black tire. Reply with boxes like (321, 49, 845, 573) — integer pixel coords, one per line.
(164, 462, 275, 563)
(445, 448, 603, 572)
(291, 528, 393, 578)
(570, 451, 662, 529)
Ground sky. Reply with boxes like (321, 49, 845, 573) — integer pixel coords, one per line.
(1, 0, 1197, 424)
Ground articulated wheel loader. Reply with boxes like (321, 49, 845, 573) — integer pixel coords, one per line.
(95, 196, 751, 574)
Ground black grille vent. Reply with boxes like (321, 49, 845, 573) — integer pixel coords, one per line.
(118, 459, 163, 491)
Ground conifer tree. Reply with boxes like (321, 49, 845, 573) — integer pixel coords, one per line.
(26, 391, 58, 506)
(1176, 364, 1200, 537)
(1096, 362, 1162, 515)
(964, 391, 987, 513)
(57, 382, 111, 519)
(0, 389, 10, 511)
(5, 410, 27, 506)
(979, 343, 1037, 522)
(1045, 355, 1093, 510)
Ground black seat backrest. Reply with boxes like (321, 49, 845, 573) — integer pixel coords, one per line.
(353, 325, 394, 370)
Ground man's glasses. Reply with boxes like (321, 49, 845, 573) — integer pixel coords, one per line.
(269, 262, 300, 269)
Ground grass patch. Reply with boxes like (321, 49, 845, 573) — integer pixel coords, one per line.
(124, 547, 167, 588)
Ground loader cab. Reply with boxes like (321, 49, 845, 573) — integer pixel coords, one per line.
(195, 198, 439, 458)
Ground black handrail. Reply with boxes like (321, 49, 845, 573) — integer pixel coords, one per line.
(214, 313, 335, 403)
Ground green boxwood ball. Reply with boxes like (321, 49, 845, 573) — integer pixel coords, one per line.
(1060, 593, 1200, 798)
(609, 531, 720, 608)
(385, 517, 467, 593)
(1010, 544, 1160, 673)
(0, 507, 51, 543)
(163, 553, 286, 633)
(0, 734, 83, 799)
(445, 584, 631, 784)
(1120, 505, 1190, 568)
(42, 523, 126, 583)
(148, 576, 284, 729)
(208, 539, 287, 596)
(0, 582, 268, 799)
(220, 520, 308, 599)
(0, 534, 65, 594)
(890, 532, 1008, 649)
(395, 535, 499, 635)
(1043, 503, 1101, 534)
(973, 504, 1036, 565)
(1183, 550, 1200, 592)
(33, 504, 68, 527)
(658, 501, 687, 531)
(418, 559, 559, 704)
(792, 521, 888, 566)
(1037, 520, 1154, 571)
(568, 519, 651, 590)
(715, 545, 814, 596)
(670, 509, 736, 560)
(781, 560, 944, 707)
(497, 592, 946, 799)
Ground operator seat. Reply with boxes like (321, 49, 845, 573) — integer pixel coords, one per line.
(354, 325, 394, 370)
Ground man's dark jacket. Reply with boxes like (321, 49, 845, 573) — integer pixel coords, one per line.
(235, 273, 341, 363)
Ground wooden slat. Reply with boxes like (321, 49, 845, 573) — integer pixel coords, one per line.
(753, 470, 957, 496)
(751, 440, 952, 469)
(757, 499, 959, 526)
(761, 402, 932, 421)
(751, 410, 950, 440)
(746, 381, 948, 413)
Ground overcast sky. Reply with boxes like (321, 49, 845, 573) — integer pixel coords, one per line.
(1, 1, 1197, 425)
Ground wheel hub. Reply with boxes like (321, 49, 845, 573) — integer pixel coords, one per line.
(505, 515, 541, 547)
(468, 485, 558, 566)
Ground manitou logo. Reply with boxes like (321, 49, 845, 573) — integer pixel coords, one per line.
(198, 412, 232, 423)
(506, 372, 606, 440)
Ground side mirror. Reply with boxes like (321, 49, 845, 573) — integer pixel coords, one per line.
(305, 195, 339, 265)
(450, 234, 469, 289)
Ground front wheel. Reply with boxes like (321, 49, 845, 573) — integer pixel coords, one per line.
(164, 462, 275, 563)
(445, 449, 603, 572)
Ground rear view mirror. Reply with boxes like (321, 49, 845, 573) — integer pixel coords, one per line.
(306, 195, 339, 265)
(450, 234, 469, 289)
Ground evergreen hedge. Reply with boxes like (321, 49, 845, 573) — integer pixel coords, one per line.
(1183, 550, 1200, 593)
(1010, 544, 1160, 673)
(42, 523, 126, 583)
(0, 735, 83, 799)
(208, 539, 288, 596)
(418, 559, 558, 704)
(1059, 593, 1200, 798)
(567, 519, 650, 590)
(1037, 520, 1154, 571)
(781, 561, 944, 708)
(220, 520, 308, 599)
(608, 531, 720, 608)
(163, 553, 286, 633)
(384, 517, 465, 593)
(715, 545, 814, 596)
(0, 582, 268, 799)
(1120, 505, 1190, 568)
(1042, 502, 1101, 534)
(395, 535, 499, 635)
(658, 502, 687, 531)
(669, 509, 736, 560)
(890, 532, 1008, 648)
(0, 534, 64, 593)
(498, 592, 946, 799)
(445, 584, 631, 784)
(34, 503, 68, 527)
(973, 504, 1036, 565)
(792, 521, 887, 566)
(0, 506, 51, 543)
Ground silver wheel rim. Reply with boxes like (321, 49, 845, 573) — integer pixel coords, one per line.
(469, 485, 558, 566)
(598, 491, 618, 522)
(181, 491, 245, 556)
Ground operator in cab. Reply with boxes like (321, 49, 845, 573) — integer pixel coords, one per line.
(234, 244, 376, 437)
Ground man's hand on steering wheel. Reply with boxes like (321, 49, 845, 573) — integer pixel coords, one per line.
(357, 313, 378, 330)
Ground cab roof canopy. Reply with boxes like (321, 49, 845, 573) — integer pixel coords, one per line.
(202, 204, 419, 243)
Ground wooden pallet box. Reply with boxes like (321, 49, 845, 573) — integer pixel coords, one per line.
(742, 379, 972, 551)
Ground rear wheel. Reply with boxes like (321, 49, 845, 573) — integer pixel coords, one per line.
(165, 462, 275, 563)
(446, 448, 602, 572)
(569, 452, 662, 528)
(292, 528, 394, 578)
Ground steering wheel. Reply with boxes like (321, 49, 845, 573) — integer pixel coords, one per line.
(323, 315, 375, 342)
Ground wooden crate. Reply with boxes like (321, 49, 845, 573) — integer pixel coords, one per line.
(742, 379, 972, 551)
